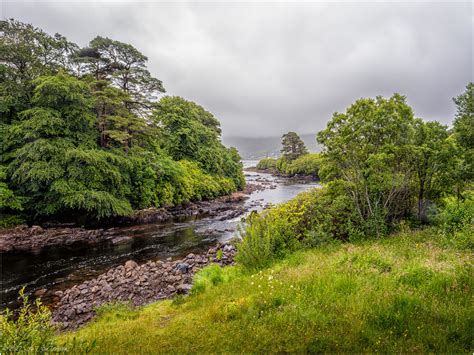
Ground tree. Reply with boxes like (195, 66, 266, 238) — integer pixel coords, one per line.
(6, 72, 132, 220)
(280, 132, 308, 161)
(452, 83, 474, 200)
(0, 20, 244, 225)
(317, 94, 416, 236)
(153, 96, 222, 169)
(152, 96, 244, 189)
(88, 79, 154, 151)
(412, 119, 450, 221)
(0, 19, 78, 123)
(76, 36, 165, 117)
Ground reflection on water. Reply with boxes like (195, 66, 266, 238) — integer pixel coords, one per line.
(1, 165, 318, 309)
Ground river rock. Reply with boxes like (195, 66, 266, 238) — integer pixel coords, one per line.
(177, 283, 192, 294)
(125, 260, 138, 270)
(52, 242, 237, 330)
(175, 263, 189, 273)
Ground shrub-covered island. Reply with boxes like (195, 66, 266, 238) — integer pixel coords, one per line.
(255, 132, 322, 178)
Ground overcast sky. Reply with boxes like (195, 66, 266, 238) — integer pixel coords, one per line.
(2, 1, 472, 138)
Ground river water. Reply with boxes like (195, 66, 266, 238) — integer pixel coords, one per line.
(1, 162, 318, 309)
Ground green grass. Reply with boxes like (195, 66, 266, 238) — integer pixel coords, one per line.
(59, 228, 473, 353)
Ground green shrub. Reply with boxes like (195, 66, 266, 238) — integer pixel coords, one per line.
(281, 154, 321, 176)
(275, 157, 287, 174)
(0, 287, 56, 353)
(256, 158, 277, 170)
(436, 195, 474, 250)
(0, 214, 26, 228)
(236, 181, 362, 269)
(257, 154, 321, 178)
(0, 288, 97, 353)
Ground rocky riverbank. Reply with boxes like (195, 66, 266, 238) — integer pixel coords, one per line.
(52, 242, 237, 330)
(0, 185, 264, 253)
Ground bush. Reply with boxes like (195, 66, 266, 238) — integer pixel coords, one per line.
(0, 287, 56, 353)
(256, 154, 321, 178)
(236, 182, 362, 269)
(284, 154, 321, 176)
(0, 288, 97, 353)
(256, 158, 277, 171)
(436, 195, 474, 250)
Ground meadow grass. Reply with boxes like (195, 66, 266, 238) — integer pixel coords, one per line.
(59, 228, 473, 353)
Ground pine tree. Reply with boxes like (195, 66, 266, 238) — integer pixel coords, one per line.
(281, 132, 308, 161)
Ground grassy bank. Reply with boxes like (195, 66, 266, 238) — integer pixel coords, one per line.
(59, 228, 473, 353)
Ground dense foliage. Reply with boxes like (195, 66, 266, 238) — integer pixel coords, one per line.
(256, 157, 278, 171)
(256, 132, 320, 177)
(0, 19, 243, 225)
(316, 92, 471, 233)
(240, 89, 473, 268)
(237, 181, 359, 269)
(276, 153, 321, 177)
(256, 154, 321, 177)
(1, 288, 95, 353)
(0, 288, 55, 353)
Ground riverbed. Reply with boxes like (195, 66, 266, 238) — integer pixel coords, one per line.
(1, 164, 318, 310)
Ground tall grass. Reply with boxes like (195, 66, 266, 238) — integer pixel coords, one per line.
(58, 228, 473, 353)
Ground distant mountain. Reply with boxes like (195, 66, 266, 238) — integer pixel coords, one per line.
(222, 134, 321, 160)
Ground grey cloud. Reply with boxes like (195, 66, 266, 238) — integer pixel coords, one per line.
(2, 1, 472, 137)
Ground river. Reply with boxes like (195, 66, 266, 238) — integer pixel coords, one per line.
(0, 161, 318, 309)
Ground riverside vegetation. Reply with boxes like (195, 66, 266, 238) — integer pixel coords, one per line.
(1, 19, 473, 354)
(256, 132, 322, 178)
(0, 19, 244, 228)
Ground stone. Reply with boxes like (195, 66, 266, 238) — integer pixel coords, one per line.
(125, 260, 138, 270)
(30, 225, 44, 234)
(177, 283, 192, 294)
(51, 240, 237, 330)
(223, 244, 235, 252)
(175, 263, 189, 273)
(64, 308, 75, 319)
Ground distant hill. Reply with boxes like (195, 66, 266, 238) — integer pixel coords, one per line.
(223, 134, 321, 160)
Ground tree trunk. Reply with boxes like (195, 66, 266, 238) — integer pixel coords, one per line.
(418, 182, 424, 222)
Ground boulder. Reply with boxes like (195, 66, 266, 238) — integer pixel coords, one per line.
(175, 263, 189, 273)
